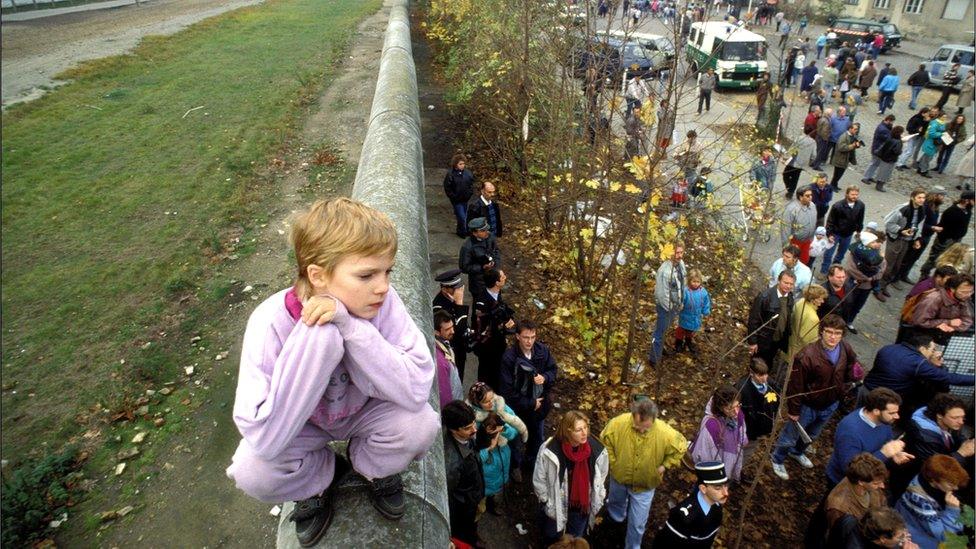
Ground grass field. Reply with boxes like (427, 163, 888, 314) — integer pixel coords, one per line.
(0, 0, 380, 463)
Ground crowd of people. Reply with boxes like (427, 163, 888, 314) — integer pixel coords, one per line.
(217, 6, 976, 547)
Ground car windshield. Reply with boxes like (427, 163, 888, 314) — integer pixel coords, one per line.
(654, 37, 675, 53)
(720, 41, 766, 61)
(624, 44, 650, 61)
(882, 24, 897, 34)
(953, 51, 975, 65)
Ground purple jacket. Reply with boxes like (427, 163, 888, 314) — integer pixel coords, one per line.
(232, 286, 434, 460)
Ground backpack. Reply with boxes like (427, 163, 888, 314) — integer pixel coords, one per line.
(900, 288, 936, 324)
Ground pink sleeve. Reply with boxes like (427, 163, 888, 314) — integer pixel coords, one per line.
(332, 286, 435, 412)
(233, 312, 345, 460)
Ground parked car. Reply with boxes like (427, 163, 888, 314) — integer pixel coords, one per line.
(597, 30, 676, 74)
(570, 32, 672, 83)
(924, 44, 975, 91)
(826, 18, 902, 52)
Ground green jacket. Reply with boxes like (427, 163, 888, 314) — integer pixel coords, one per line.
(600, 412, 687, 492)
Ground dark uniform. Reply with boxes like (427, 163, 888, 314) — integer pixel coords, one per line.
(471, 288, 514, 391)
(433, 269, 470, 382)
(458, 218, 501, 301)
(653, 462, 726, 549)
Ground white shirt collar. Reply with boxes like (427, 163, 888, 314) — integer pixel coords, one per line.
(481, 195, 491, 206)
(487, 289, 499, 301)
(858, 408, 879, 428)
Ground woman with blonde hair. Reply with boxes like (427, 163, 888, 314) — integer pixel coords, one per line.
(788, 284, 829, 358)
(936, 242, 975, 276)
(533, 411, 609, 545)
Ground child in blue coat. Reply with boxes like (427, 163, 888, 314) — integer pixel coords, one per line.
(674, 268, 712, 354)
(477, 411, 516, 515)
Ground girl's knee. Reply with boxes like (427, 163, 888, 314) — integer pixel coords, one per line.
(396, 404, 440, 453)
(227, 446, 281, 502)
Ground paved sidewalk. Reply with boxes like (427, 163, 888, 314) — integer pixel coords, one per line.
(2, 0, 144, 22)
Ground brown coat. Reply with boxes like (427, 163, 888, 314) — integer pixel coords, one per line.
(910, 287, 974, 331)
(825, 478, 886, 530)
(786, 340, 861, 416)
(857, 66, 877, 89)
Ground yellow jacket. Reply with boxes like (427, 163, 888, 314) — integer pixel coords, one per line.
(788, 298, 821, 359)
(600, 412, 687, 492)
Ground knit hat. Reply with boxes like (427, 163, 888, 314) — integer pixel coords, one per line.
(865, 221, 879, 231)
(815, 226, 827, 236)
(860, 231, 878, 246)
(930, 185, 947, 196)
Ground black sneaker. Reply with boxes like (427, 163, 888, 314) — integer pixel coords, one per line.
(846, 324, 858, 335)
(370, 473, 405, 520)
(288, 455, 351, 547)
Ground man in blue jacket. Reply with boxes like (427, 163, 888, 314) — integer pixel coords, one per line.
(498, 320, 557, 478)
(825, 387, 914, 489)
(863, 333, 975, 423)
(860, 115, 895, 185)
(826, 106, 851, 163)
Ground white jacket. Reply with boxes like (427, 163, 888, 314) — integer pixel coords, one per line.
(625, 77, 651, 102)
(533, 436, 609, 532)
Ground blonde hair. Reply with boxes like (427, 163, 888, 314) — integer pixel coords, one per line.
(290, 198, 398, 299)
(688, 268, 704, 284)
(802, 284, 828, 302)
(936, 243, 974, 271)
(556, 410, 589, 445)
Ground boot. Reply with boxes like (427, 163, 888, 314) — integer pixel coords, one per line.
(875, 180, 886, 193)
(673, 339, 686, 353)
(686, 338, 698, 355)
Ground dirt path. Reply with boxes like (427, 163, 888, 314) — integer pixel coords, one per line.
(64, 2, 390, 545)
(1, 0, 263, 105)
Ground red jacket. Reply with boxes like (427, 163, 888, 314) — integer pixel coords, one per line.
(786, 340, 862, 415)
(804, 113, 819, 136)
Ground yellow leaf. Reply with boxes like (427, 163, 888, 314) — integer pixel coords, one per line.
(624, 183, 641, 194)
(584, 179, 600, 190)
(609, 182, 622, 192)
(659, 243, 675, 261)
(579, 227, 594, 240)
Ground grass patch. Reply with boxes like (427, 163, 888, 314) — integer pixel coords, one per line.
(0, 0, 381, 465)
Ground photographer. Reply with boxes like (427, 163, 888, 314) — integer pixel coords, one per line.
(880, 189, 927, 297)
(499, 320, 558, 478)
(829, 122, 862, 190)
(472, 269, 516, 391)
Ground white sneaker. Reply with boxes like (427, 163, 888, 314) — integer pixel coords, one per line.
(772, 461, 790, 480)
(791, 453, 815, 468)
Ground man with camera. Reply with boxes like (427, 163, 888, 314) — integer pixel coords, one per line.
(459, 217, 502, 300)
(829, 122, 862, 191)
(471, 268, 515, 392)
(499, 319, 557, 479)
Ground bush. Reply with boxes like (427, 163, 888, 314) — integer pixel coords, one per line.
(1, 446, 83, 547)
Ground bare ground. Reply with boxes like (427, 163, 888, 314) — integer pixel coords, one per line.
(1, 0, 263, 105)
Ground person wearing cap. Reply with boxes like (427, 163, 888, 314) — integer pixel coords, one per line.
(465, 182, 503, 238)
(433, 268, 470, 383)
(896, 188, 946, 285)
(601, 398, 687, 549)
(651, 461, 729, 548)
(918, 191, 974, 279)
(459, 217, 501, 300)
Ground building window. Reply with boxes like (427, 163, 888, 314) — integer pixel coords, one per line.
(845, 0, 859, 5)
(903, 0, 924, 13)
(942, 0, 967, 19)
(873, 0, 891, 8)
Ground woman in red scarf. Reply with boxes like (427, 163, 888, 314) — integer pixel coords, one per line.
(533, 410, 609, 546)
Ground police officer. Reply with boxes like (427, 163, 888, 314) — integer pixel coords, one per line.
(653, 461, 729, 548)
(433, 268, 470, 383)
(458, 217, 501, 301)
